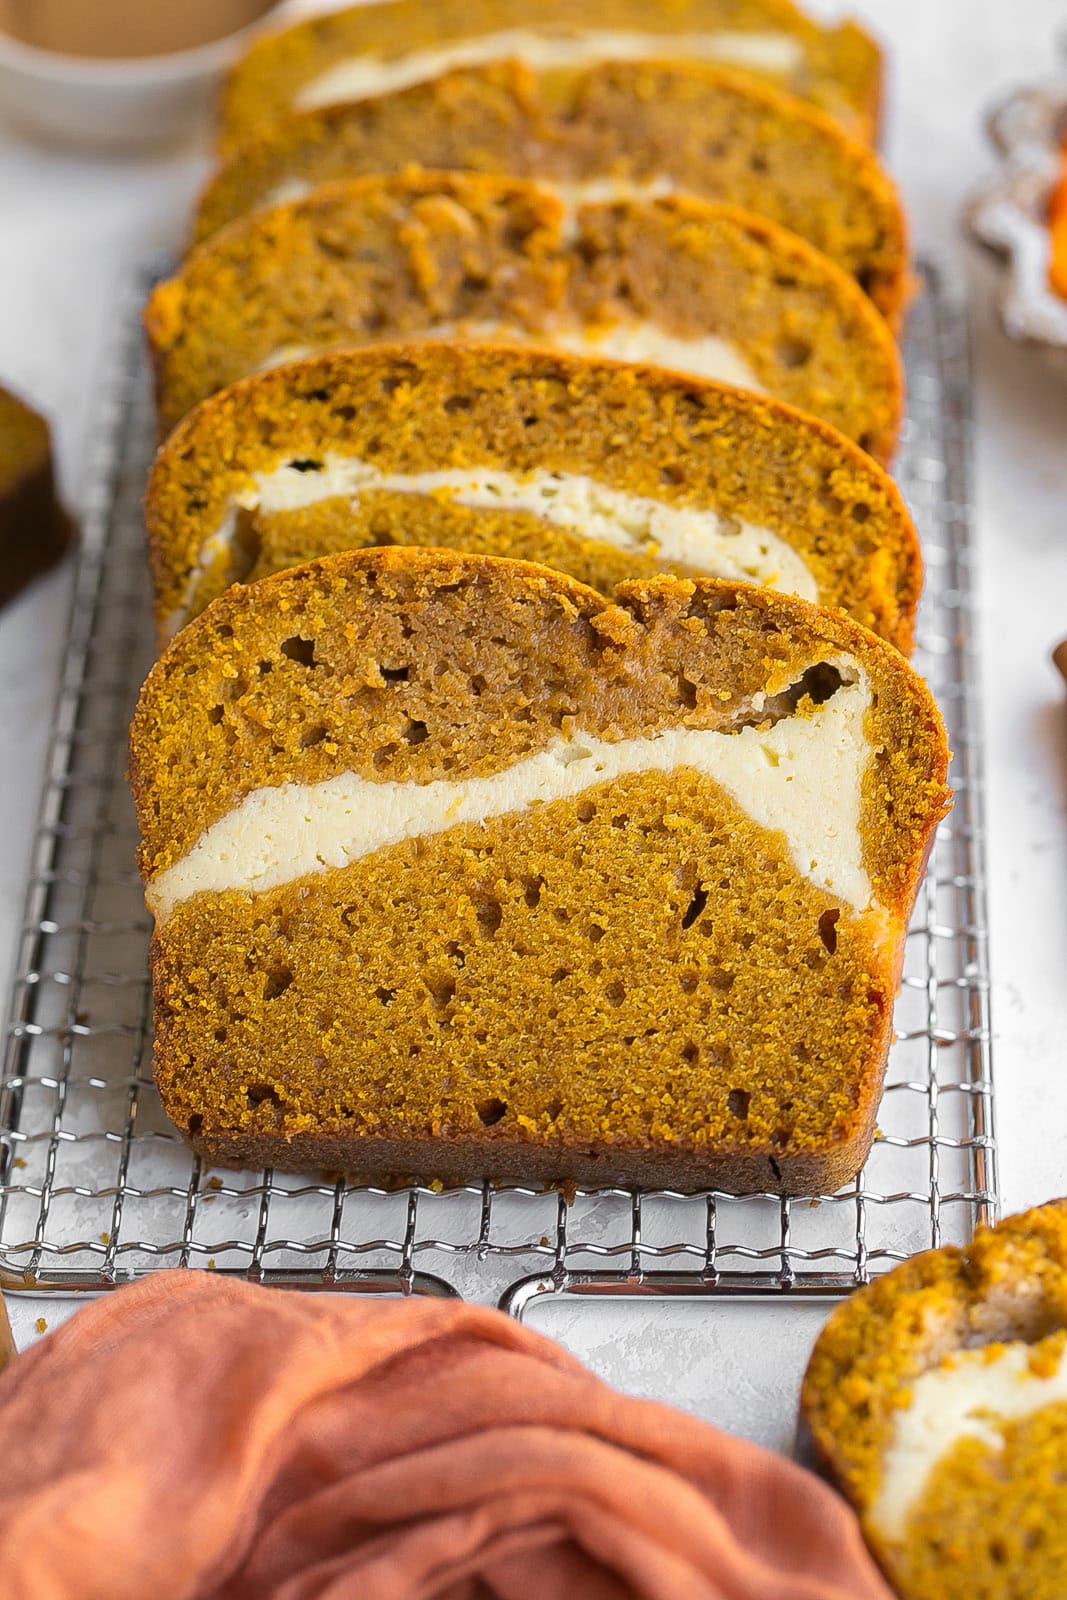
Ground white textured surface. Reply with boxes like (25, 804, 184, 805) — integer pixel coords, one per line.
(148, 674, 872, 916)
(293, 28, 803, 111)
(3, 0, 1067, 1456)
(872, 1340, 1067, 1540)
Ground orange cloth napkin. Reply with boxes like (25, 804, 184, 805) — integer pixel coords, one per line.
(0, 1273, 891, 1600)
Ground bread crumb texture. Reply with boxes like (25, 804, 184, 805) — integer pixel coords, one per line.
(131, 550, 948, 1192)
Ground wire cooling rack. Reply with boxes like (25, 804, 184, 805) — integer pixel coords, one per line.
(0, 258, 996, 1314)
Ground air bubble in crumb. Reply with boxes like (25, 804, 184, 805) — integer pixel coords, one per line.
(35, 1318, 46, 1335)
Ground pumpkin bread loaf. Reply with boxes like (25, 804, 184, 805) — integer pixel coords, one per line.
(149, 172, 903, 448)
(802, 1202, 1067, 1600)
(130, 547, 949, 1194)
(199, 59, 906, 327)
(218, 0, 883, 149)
(146, 343, 921, 650)
(0, 384, 74, 609)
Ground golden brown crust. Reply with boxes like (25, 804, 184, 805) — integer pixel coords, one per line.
(201, 58, 904, 325)
(132, 549, 947, 1197)
(218, 0, 884, 149)
(186, 1117, 882, 1196)
(801, 1202, 1067, 1596)
(149, 173, 903, 447)
(144, 341, 919, 649)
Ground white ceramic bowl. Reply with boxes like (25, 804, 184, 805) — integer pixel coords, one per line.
(0, 8, 287, 152)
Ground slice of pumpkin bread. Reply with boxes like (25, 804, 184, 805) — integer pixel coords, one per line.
(218, 0, 883, 149)
(148, 172, 902, 450)
(199, 59, 905, 325)
(130, 547, 949, 1194)
(145, 342, 920, 650)
(801, 1202, 1067, 1600)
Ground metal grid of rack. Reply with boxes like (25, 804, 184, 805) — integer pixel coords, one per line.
(0, 259, 996, 1314)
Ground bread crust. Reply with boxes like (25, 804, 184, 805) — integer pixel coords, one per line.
(186, 1120, 882, 1197)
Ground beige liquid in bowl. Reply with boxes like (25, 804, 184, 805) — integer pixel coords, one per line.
(0, 0, 279, 58)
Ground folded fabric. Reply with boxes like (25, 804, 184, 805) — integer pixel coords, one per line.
(0, 1273, 892, 1600)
